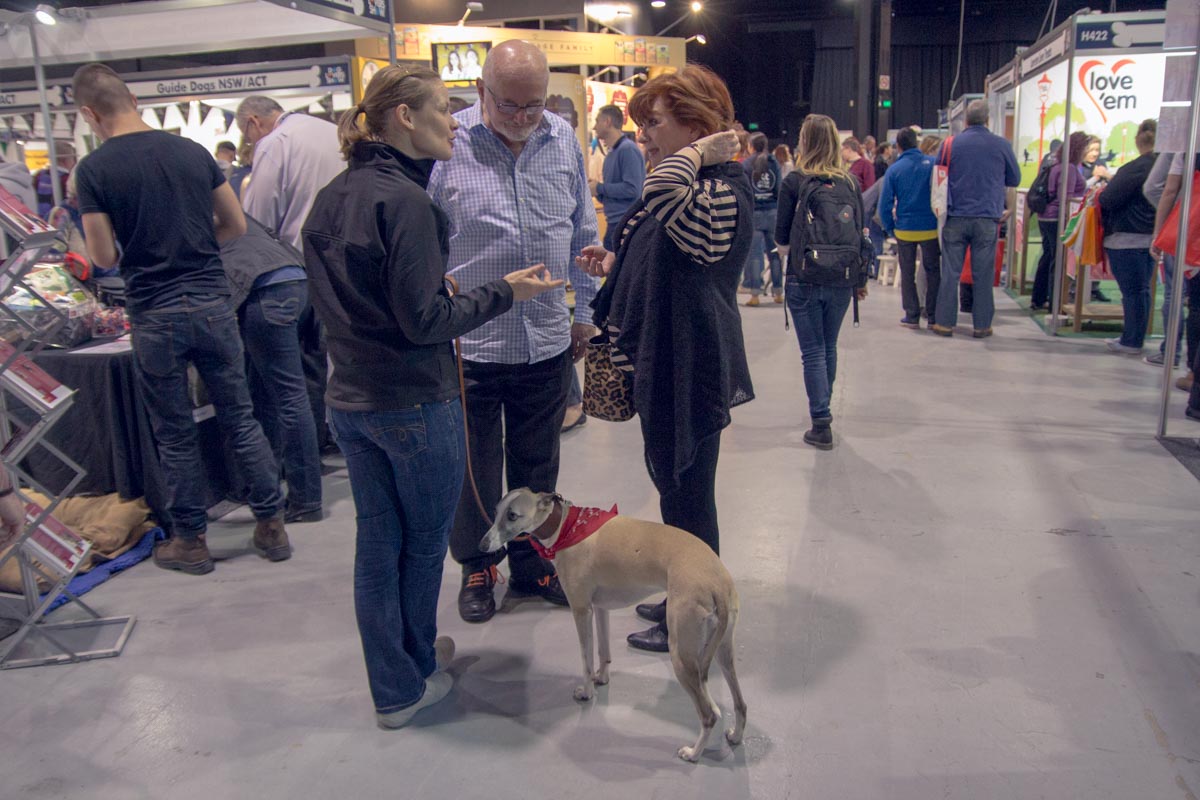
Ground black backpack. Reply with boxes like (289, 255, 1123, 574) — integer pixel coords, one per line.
(787, 174, 871, 288)
(1026, 160, 1054, 215)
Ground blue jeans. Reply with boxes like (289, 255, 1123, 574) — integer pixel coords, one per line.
(1160, 254, 1185, 360)
(937, 216, 998, 330)
(868, 218, 886, 279)
(1106, 247, 1155, 348)
(130, 294, 283, 538)
(331, 400, 465, 713)
(785, 282, 853, 419)
(241, 280, 322, 512)
(743, 208, 782, 295)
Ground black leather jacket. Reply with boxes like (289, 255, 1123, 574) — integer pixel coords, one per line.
(302, 141, 513, 411)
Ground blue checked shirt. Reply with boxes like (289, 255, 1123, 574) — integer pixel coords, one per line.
(428, 103, 600, 364)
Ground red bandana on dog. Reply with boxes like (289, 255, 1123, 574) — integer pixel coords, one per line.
(530, 504, 619, 560)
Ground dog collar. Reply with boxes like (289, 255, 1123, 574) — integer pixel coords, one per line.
(529, 503, 618, 560)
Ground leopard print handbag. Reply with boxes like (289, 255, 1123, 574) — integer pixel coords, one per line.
(583, 330, 635, 422)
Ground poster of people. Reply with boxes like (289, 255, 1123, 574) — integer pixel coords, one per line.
(433, 42, 490, 86)
(1016, 53, 1166, 186)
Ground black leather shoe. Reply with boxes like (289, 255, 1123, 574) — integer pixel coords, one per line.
(635, 599, 666, 623)
(458, 566, 498, 623)
(627, 621, 669, 652)
(508, 572, 569, 606)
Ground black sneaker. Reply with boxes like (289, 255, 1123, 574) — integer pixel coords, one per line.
(458, 565, 499, 623)
(508, 572, 570, 606)
(900, 316, 921, 329)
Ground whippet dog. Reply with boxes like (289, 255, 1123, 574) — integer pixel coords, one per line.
(480, 488, 747, 762)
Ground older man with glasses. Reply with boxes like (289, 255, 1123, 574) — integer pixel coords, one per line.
(429, 40, 601, 624)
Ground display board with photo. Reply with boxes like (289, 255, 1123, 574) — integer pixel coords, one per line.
(433, 42, 490, 86)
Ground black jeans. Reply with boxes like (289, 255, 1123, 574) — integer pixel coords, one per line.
(1032, 219, 1058, 307)
(645, 428, 722, 556)
(896, 238, 941, 321)
(449, 350, 573, 580)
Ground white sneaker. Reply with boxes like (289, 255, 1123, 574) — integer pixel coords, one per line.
(1105, 338, 1142, 354)
(376, 672, 453, 729)
(434, 636, 455, 671)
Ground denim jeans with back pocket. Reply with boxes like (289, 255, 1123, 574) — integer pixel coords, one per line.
(331, 400, 465, 713)
(129, 294, 283, 537)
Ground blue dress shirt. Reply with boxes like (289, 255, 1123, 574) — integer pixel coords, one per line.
(428, 103, 601, 364)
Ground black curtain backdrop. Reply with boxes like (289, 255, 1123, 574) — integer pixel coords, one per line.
(890, 41, 1026, 128)
(810, 48, 857, 128)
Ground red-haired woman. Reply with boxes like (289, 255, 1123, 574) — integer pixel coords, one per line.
(576, 65, 754, 652)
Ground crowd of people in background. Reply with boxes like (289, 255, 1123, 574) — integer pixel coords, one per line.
(1, 41, 1197, 731)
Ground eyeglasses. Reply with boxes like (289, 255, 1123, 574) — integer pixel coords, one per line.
(485, 85, 546, 116)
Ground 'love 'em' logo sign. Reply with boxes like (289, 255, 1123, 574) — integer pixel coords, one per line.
(1078, 58, 1137, 124)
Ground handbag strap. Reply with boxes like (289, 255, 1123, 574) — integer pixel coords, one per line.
(590, 199, 653, 329)
(939, 136, 953, 168)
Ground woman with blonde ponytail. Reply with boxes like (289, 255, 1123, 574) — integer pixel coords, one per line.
(774, 114, 870, 451)
(302, 66, 562, 729)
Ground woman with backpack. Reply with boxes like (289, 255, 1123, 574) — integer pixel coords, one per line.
(776, 114, 870, 450)
(1031, 131, 1087, 311)
(743, 132, 783, 305)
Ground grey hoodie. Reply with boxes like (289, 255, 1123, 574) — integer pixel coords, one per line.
(0, 157, 38, 211)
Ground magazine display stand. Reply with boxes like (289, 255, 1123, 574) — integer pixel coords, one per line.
(0, 189, 136, 669)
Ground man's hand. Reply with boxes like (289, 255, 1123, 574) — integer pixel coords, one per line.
(0, 491, 25, 551)
(575, 245, 614, 277)
(571, 322, 599, 363)
(856, 286, 869, 301)
(589, 179, 599, 199)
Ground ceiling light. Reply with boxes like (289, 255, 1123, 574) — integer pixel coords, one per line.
(686, 34, 707, 44)
(691, 1, 703, 12)
(651, 0, 666, 6)
(35, 4, 58, 25)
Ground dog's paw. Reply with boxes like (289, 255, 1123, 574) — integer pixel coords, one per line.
(725, 727, 743, 746)
(591, 668, 609, 686)
(677, 745, 701, 763)
(573, 685, 593, 702)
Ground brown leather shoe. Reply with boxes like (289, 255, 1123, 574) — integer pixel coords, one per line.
(153, 535, 214, 575)
(253, 516, 292, 562)
(930, 324, 954, 337)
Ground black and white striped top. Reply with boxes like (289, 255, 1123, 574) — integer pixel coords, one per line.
(621, 144, 741, 266)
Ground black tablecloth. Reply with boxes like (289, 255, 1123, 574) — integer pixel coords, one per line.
(6, 338, 230, 519)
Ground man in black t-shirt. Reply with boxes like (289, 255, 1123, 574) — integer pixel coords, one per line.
(73, 62, 291, 575)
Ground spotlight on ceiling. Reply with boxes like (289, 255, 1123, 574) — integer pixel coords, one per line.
(35, 4, 58, 25)
(457, 1, 483, 26)
(691, 1, 703, 12)
(651, 0, 666, 6)
(685, 34, 707, 44)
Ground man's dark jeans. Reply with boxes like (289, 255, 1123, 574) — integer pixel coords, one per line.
(938, 216, 998, 330)
(130, 294, 282, 538)
(896, 237, 941, 321)
(240, 280, 322, 513)
(449, 350, 572, 582)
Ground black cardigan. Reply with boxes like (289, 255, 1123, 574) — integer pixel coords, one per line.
(595, 161, 755, 494)
(1098, 151, 1157, 236)
(302, 141, 514, 411)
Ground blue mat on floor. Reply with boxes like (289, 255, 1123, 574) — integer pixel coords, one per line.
(44, 527, 163, 612)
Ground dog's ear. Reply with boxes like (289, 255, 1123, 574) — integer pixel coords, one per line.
(537, 492, 561, 514)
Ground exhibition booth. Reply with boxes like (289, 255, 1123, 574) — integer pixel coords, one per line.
(990, 10, 1182, 334)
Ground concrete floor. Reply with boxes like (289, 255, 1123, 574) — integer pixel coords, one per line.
(3, 287, 1200, 800)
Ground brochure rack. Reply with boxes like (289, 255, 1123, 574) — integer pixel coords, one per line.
(0, 188, 136, 669)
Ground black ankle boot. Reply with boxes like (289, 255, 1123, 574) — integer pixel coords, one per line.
(804, 417, 833, 450)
